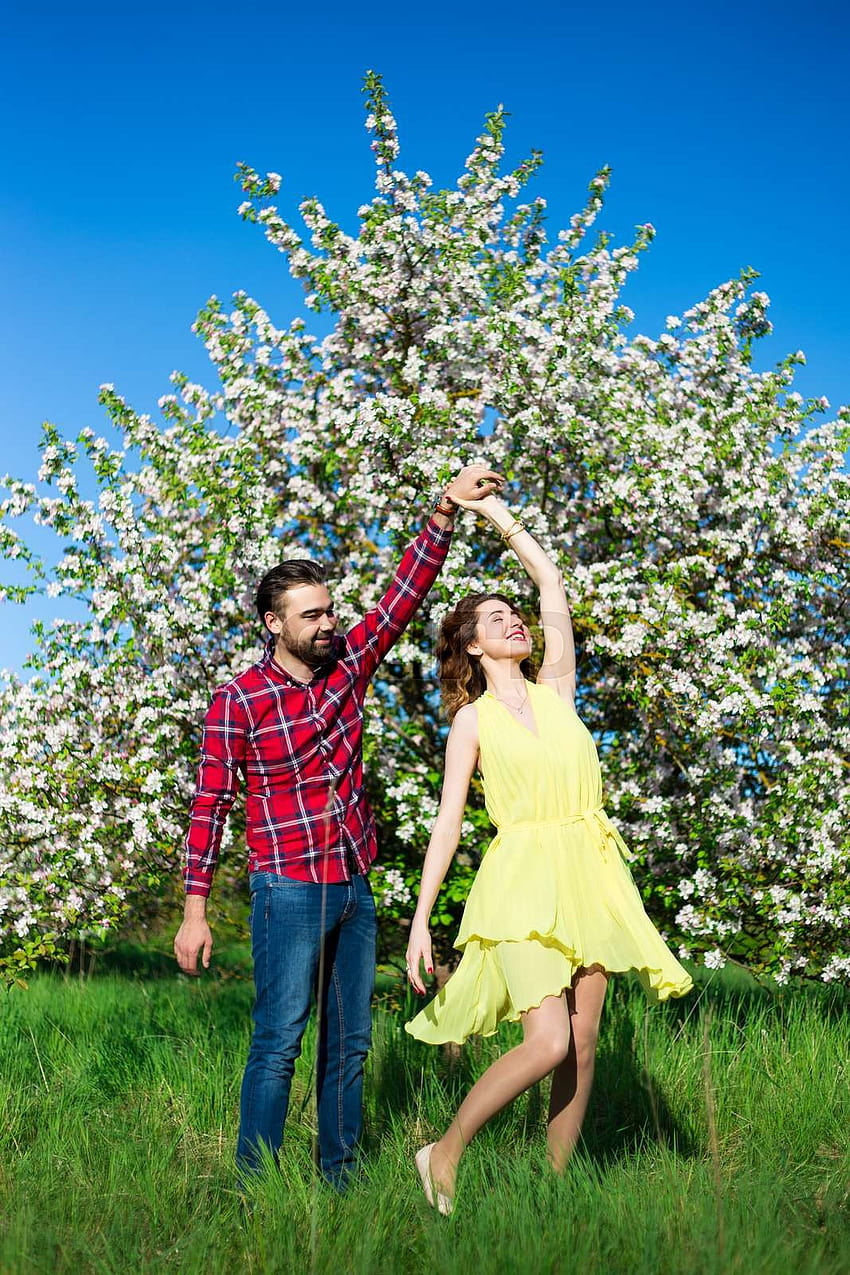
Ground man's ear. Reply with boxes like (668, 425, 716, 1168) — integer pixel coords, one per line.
(265, 611, 284, 636)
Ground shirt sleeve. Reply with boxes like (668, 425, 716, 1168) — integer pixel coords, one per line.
(344, 515, 453, 681)
(183, 685, 249, 896)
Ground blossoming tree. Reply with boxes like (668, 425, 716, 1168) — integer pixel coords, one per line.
(2, 74, 848, 985)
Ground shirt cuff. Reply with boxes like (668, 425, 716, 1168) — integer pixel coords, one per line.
(425, 513, 454, 544)
(183, 870, 214, 898)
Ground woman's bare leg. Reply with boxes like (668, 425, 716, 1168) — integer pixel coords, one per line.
(546, 965, 608, 1170)
(429, 993, 571, 1195)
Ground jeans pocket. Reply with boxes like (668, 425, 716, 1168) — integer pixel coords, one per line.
(354, 873, 376, 913)
(249, 871, 290, 924)
(249, 870, 301, 894)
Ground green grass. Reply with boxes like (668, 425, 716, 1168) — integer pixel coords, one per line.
(1, 950, 848, 1274)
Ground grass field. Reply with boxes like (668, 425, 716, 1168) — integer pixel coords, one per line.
(1, 946, 848, 1274)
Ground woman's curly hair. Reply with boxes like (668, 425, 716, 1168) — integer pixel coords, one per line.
(437, 592, 537, 721)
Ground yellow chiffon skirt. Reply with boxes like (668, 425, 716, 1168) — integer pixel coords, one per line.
(406, 807, 693, 1046)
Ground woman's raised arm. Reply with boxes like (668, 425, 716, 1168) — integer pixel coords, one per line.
(454, 493, 576, 701)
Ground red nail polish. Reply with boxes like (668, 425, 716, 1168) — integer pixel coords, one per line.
(427, 967, 433, 974)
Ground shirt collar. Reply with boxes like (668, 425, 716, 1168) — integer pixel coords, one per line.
(259, 636, 339, 685)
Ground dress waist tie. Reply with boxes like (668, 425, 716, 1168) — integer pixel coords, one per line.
(495, 804, 633, 861)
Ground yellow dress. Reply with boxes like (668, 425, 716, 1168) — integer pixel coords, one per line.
(406, 681, 693, 1045)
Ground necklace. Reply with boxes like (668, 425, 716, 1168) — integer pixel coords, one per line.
(492, 683, 530, 715)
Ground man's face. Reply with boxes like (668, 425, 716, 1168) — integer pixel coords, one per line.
(266, 583, 338, 668)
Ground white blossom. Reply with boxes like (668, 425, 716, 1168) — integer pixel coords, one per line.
(0, 75, 847, 984)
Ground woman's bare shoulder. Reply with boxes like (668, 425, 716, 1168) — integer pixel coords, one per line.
(451, 701, 481, 734)
(535, 671, 575, 705)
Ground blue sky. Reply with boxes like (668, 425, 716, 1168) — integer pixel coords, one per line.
(2, 0, 848, 672)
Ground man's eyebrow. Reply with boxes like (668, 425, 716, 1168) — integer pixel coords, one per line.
(299, 605, 333, 617)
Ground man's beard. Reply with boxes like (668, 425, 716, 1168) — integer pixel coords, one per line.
(279, 625, 334, 669)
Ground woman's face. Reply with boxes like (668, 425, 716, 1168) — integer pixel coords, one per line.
(470, 599, 531, 660)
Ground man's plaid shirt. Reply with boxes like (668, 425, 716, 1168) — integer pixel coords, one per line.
(183, 517, 452, 895)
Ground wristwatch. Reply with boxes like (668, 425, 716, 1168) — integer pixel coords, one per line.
(432, 492, 457, 518)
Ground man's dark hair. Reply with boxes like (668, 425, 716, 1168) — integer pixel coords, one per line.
(256, 559, 327, 630)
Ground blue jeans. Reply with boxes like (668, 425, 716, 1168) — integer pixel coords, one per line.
(236, 871, 376, 1189)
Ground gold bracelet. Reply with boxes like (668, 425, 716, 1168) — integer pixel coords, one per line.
(500, 519, 524, 542)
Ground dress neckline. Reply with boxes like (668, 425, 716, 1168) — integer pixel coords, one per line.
(484, 686, 541, 741)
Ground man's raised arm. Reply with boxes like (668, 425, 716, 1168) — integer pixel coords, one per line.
(346, 464, 503, 678)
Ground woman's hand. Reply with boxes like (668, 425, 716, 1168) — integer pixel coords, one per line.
(451, 490, 506, 515)
(406, 919, 434, 995)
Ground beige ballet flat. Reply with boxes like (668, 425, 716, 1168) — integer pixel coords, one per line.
(415, 1143, 453, 1216)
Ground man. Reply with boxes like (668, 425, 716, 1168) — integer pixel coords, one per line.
(174, 464, 502, 1189)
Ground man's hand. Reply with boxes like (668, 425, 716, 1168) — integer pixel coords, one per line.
(174, 896, 213, 975)
(443, 464, 503, 508)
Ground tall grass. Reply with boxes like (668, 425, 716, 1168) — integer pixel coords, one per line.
(1, 949, 848, 1274)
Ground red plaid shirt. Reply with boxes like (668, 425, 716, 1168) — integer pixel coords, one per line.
(183, 517, 452, 895)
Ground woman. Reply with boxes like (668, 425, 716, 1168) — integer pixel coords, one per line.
(405, 491, 692, 1214)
